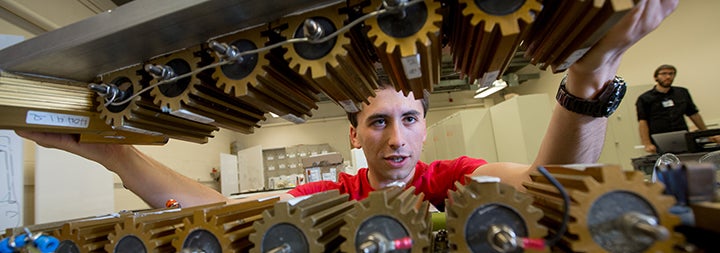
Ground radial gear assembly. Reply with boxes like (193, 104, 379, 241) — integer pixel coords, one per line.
(209, 25, 319, 123)
(446, 176, 547, 252)
(145, 45, 266, 135)
(450, 0, 541, 88)
(172, 198, 278, 253)
(96, 65, 218, 144)
(524, 165, 684, 252)
(249, 190, 357, 253)
(340, 186, 432, 253)
(281, 3, 378, 113)
(363, 0, 442, 99)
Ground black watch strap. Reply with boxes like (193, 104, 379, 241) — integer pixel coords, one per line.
(556, 76, 626, 117)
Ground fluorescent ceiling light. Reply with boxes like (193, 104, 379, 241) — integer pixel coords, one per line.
(269, 112, 279, 118)
(474, 79, 508, 99)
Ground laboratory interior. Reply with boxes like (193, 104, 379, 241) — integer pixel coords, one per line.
(0, 0, 719, 252)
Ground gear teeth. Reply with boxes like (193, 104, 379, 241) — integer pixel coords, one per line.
(145, 45, 266, 135)
(53, 213, 128, 252)
(446, 177, 547, 252)
(172, 198, 278, 252)
(249, 190, 356, 252)
(450, 0, 541, 87)
(281, 3, 377, 112)
(97, 64, 219, 144)
(340, 187, 432, 253)
(524, 165, 684, 252)
(209, 25, 320, 121)
(364, 0, 442, 99)
(105, 203, 222, 252)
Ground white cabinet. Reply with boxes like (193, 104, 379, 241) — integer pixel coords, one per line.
(423, 108, 497, 162)
(490, 94, 552, 164)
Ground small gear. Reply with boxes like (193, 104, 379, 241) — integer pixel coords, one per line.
(147, 46, 202, 112)
(281, 3, 376, 112)
(446, 177, 547, 252)
(172, 198, 277, 252)
(249, 190, 356, 253)
(524, 165, 684, 252)
(340, 187, 432, 252)
(364, 0, 442, 99)
(450, 0, 541, 87)
(97, 65, 145, 128)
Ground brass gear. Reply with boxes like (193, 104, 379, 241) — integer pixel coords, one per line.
(105, 205, 220, 253)
(145, 45, 265, 135)
(53, 214, 127, 252)
(450, 0, 541, 87)
(364, 0, 442, 99)
(446, 177, 547, 252)
(524, 165, 684, 252)
(340, 186, 432, 252)
(97, 64, 218, 144)
(172, 198, 277, 252)
(281, 3, 376, 112)
(209, 25, 318, 121)
(249, 190, 356, 252)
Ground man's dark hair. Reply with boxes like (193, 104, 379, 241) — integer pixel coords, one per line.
(654, 64, 677, 77)
(346, 82, 430, 127)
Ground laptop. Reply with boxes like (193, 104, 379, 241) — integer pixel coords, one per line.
(651, 130, 689, 154)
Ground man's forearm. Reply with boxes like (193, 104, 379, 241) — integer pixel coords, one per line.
(638, 120, 652, 145)
(109, 146, 227, 208)
(688, 113, 707, 131)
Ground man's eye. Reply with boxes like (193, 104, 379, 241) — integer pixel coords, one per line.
(371, 119, 386, 126)
(404, 116, 417, 123)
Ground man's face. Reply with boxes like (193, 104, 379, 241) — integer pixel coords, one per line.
(350, 88, 427, 184)
(655, 68, 676, 88)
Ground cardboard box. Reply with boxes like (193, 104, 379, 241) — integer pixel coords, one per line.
(302, 152, 343, 168)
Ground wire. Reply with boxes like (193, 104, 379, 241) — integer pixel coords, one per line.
(536, 165, 570, 248)
(102, 0, 425, 107)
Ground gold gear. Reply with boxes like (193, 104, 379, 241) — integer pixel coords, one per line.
(145, 45, 265, 134)
(53, 214, 127, 252)
(210, 25, 318, 120)
(249, 190, 356, 252)
(105, 204, 221, 252)
(451, 0, 541, 86)
(172, 198, 277, 252)
(97, 64, 145, 128)
(281, 3, 376, 112)
(524, 165, 684, 252)
(364, 0, 442, 99)
(97, 64, 220, 144)
(340, 187, 432, 252)
(446, 177, 547, 252)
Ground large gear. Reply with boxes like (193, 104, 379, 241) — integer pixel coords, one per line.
(446, 177, 547, 252)
(364, 0, 442, 99)
(209, 25, 319, 121)
(249, 190, 356, 252)
(450, 0, 541, 87)
(281, 3, 377, 112)
(524, 165, 684, 252)
(97, 64, 219, 144)
(340, 186, 432, 253)
(145, 45, 265, 135)
(172, 198, 277, 252)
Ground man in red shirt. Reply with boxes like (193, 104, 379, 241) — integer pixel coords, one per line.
(18, 0, 679, 209)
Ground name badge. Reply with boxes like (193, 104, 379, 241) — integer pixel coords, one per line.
(662, 99, 675, 107)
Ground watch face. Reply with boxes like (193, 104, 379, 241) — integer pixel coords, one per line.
(605, 83, 627, 116)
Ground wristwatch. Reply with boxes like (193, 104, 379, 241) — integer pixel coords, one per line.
(556, 75, 626, 117)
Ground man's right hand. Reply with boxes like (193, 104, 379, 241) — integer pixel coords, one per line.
(14, 130, 128, 169)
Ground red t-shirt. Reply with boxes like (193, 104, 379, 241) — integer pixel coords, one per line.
(287, 156, 487, 209)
